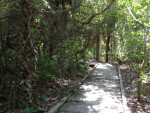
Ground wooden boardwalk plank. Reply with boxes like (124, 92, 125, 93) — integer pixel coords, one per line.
(50, 63, 130, 113)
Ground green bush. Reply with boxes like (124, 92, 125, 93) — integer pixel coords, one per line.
(35, 54, 61, 81)
(75, 61, 88, 74)
(25, 107, 39, 113)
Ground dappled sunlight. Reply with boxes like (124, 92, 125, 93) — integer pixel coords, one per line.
(106, 63, 113, 66)
(80, 84, 100, 91)
(58, 63, 124, 113)
(96, 64, 109, 69)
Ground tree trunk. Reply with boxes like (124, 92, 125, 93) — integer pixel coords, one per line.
(13, 0, 37, 105)
(138, 29, 147, 102)
(49, 44, 53, 59)
(126, 5, 148, 102)
(105, 35, 110, 62)
(138, 79, 142, 101)
(0, 20, 7, 67)
(96, 31, 100, 61)
(0, 21, 1, 37)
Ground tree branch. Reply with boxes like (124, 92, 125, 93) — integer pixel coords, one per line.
(126, 4, 145, 28)
(0, 13, 16, 20)
(75, 0, 115, 24)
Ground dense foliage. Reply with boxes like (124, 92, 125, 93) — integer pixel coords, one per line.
(0, 0, 150, 112)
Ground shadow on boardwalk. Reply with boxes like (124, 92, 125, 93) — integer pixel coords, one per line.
(57, 63, 124, 113)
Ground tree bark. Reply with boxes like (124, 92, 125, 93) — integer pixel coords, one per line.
(138, 29, 147, 102)
(105, 35, 110, 62)
(0, 21, 2, 47)
(96, 31, 100, 61)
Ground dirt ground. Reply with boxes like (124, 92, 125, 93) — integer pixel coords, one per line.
(33, 64, 150, 113)
(33, 77, 83, 112)
(120, 64, 150, 113)
(9, 64, 150, 113)
(31, 66, 94, 113)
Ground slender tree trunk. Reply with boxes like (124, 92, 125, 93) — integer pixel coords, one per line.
(138, 79, 142, 101)
(49, 44, 53, 59)
(138, 29, 147, 102)
(0, 21, 2, 48)
(126, 5, 148, 102)
(105, 35, 110, 62)
(0, 20, 7, 67)
(96, 31, 100, 61)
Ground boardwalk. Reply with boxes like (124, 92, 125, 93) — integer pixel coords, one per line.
(57, 63, 126, 113)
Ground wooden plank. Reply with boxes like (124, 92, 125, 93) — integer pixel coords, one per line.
(48, 63, 98, 113)
(118, 64, 131, 113)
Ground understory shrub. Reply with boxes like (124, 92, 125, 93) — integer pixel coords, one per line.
(35, 54, 61, 81)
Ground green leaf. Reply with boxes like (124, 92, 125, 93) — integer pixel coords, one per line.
(51, 76, 55, 81)
(140, 71, 144, 75)
(42, 20, 48, 26)
(25, 107, 39, 113)
(28, 28, 35, 34)
(25, 107, 30, 113)
(142, 75, 148, 83)
(52, 11, 56, 14)
(15, 2, 20, 7)
(33, 0, 41, 4)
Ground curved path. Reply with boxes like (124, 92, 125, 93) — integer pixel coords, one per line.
(57, 63, 128, 113)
